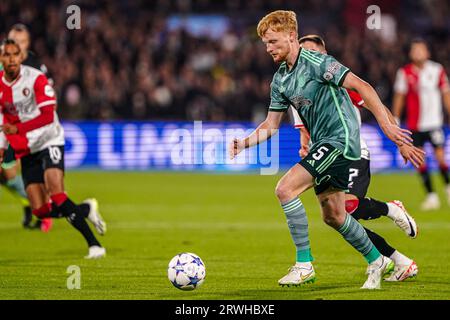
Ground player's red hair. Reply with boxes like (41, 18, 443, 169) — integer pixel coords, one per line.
(257, 10, 298, 38)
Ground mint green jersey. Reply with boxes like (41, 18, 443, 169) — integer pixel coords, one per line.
(269, 48, 361, 160)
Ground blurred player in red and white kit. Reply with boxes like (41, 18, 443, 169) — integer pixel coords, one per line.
(0, 39, 106, 259)
(291, 35, 425, 281)
(4, 23, 55, 230)
(393, 38, 450, 210)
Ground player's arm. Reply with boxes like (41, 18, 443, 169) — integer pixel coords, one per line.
(288, 105, 310, 157)
(230, 73, 288, 159)
(230, 111, 283, 159)
(0, 114, 7, 163)
(360, 101, 400, 127)
(342, 72, 412, 146)
(349, 80, 425, 168)
(392, 68, 408, 124)
(0, 136, 6, 164)
(392, 93, 405, 125)
(299, 127, 310, 158)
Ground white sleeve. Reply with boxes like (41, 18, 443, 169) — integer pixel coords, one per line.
(288, 106, 304, 129)
(394, 68, 407, 94)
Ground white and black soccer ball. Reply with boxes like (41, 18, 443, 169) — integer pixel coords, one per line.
(168, 252, 206, 291)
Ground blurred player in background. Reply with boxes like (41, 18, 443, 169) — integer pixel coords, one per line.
(294, 35, 422, 281)
(0, 23, 53, 231)
(230, 10, 423, 289)
(0, 39, 106, 259)
(393, 38, 450, 210)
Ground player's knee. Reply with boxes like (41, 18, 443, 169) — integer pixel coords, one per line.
(275, 183, 294, 202)
(321, 207, 344, 228)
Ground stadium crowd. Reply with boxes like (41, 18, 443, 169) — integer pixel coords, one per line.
(1, 0, 449, 122)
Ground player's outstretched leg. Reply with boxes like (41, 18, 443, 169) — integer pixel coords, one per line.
(363, 227, 418, 281)
(437, 163, 450, 205)
(277, 197, 315, 286)
(347, 198, 418, 238)
(50, 193, 106, 259)
(275, 164, 315, 287)
(319, 191, 392, 289)
(3, 173, 48, 230)
(418, 165, 440, 210)
(384, 252, 418, 282)
(82, 198, 107, 235)
(386, 200, 417, 238)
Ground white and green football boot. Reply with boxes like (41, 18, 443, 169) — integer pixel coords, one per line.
(278, 263, 316, 287)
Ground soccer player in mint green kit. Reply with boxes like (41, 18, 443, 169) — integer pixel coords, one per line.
(230, 10, 421, 289)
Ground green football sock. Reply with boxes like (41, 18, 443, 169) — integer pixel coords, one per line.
(338, 214, 380, 264)
(6, 175, 29, 202)
(281, 198, 313, 263)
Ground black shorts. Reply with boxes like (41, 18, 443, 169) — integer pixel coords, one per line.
(412, 129, 445, 148)
(299, 143, 353, 195)
(1, 145, 17, 170)
(347, 158, 371, 198)
(21, 146, 65, 188)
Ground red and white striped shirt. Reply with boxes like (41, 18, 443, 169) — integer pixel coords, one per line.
(394, 60, 450, 132)
(0, 65, 64, 158)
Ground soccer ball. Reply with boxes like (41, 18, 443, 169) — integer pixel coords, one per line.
(168, 252, 206, 291)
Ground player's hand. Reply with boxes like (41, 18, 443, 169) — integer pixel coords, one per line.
(381, 123, 413, 147)
(399, 144, 426, 169)
(299, 144, 309, 158)
(0, 148, 5, 164)
(229, 138, 245, 160)
(1, 123, 18, 135)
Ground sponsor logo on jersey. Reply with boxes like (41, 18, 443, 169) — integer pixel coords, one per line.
(323, 72, 333, 81)
(323, 62, 343, 81)
(23, 87, 30, 97)
(327, 62, 342, 75)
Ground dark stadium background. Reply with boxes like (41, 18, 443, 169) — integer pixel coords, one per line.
(0, 0, 449, 172)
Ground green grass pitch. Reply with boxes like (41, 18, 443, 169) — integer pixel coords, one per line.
(0, 171, 449, 300)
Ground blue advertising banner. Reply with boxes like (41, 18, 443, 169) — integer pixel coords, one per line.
(62, 121, 450, 174)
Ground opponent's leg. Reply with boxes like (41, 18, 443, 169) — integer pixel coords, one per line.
(363, 227, 418, 281)
(44, 168, 105, 258)
(434, 146, 450, 205)
(346, 195, 418, 238)
(418, 164, 440, 210)
(1, 155, 33, 228)
(48, 199, 106, 235)
(347, 196, 417, 280)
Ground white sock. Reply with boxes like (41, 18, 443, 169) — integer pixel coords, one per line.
(386, 202, 397, 219)
(389, 250, 412, 266)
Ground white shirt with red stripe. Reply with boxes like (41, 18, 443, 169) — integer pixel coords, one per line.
(0, 65, 64, 158)
(394, 60, 450, 132)
(290, 89, 370, 160)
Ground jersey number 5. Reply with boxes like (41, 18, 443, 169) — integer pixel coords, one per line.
(312, 146, 330, 160)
